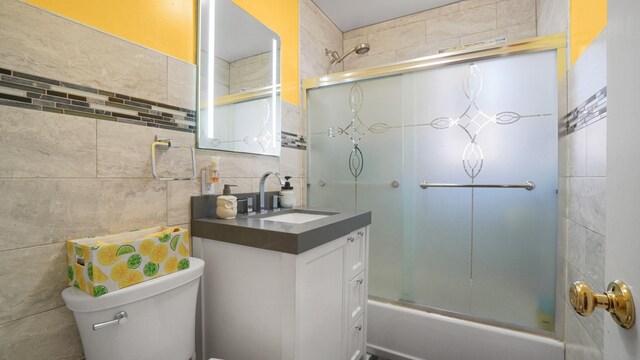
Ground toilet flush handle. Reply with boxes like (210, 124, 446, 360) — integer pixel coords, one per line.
(93, 311, 128, 331)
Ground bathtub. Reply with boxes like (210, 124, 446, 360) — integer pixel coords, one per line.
(367, 300, 564, 360)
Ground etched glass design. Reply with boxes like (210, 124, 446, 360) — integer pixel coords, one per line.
(211, 97, 281, 153)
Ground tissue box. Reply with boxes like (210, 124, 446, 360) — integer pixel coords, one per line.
(66, 226, 191, 297)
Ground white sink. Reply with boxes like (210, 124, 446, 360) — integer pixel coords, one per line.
(260, 212, 330, 224)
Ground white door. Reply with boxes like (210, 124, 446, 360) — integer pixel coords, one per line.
(606, 1, 640, 359)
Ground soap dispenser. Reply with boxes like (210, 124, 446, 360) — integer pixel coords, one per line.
(279, 176, 295, 208)
(216, 184, 237, 219)
(201, 159, 220, 195)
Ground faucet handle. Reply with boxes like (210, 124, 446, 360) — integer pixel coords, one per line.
(246, 197, 254, 213)
(237, 198, 248, 214)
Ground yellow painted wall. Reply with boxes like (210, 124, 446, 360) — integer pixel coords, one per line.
(570, 0, 607, 64)
(26, 0, 197, 64)
(233, 0, 299, 105)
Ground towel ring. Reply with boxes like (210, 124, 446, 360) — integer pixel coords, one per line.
(151, 135, 197, 181)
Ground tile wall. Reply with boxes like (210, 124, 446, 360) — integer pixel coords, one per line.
(299, 0, 344, 78)
(564, 31, 607, 360)
(538, 1, 608, 359)
(0, 0, 311, 358)
(341, 0, 537, 71)
(0, 68, 196, 132)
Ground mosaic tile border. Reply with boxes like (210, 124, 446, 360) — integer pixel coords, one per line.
(0, 67, 196, 133)
(281, 131, 307, 150)
(566, 86, 607, 135)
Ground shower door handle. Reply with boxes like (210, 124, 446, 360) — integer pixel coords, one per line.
(418, 180, 535, 191)
(569, 280, 635, 329)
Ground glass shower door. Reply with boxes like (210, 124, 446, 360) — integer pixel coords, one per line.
(402, 69, 475, 313)
(403, 51, 558, 330)
(307, 49, 558, 332)
(308, 76, 405, 301)
(464, 53, 558, 331)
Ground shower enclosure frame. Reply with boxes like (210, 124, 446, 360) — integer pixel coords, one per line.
(302, 33, 568, 339)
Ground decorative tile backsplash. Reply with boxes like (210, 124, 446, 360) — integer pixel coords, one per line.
(0, 68, 308, 150)
(0, 67, 196, 133)
(566, 86, 607, 135)
(281, 131, 307, 150)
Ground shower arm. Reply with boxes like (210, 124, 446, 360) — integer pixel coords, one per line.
(333, 47, 358, 64)
(325, 47, 357, 64)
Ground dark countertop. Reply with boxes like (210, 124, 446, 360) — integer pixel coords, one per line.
(191, 206, 371, 255)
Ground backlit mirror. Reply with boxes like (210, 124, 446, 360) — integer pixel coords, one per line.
(198, 0, 281, 155)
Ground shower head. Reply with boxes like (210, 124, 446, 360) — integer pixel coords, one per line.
(325, 43, 371, 64)
(354, 43, 370, 55)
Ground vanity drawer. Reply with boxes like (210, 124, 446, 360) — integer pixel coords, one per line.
(346, 228, 366, 280)
(347, 271, 366, 329)
(347, 315, 365, 360)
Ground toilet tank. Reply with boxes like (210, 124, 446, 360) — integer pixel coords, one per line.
(62, 257, 204, 360)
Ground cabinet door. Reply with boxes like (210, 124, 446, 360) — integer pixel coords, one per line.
(346, 228, 366, 280)
(347, 271, 366, 329)
(297, 241, 346, 360)
(347, 316, 365, 360)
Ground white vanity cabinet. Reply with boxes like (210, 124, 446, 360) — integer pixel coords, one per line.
(193, 226, 369, 360)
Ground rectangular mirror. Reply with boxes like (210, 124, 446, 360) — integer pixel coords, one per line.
(198, 0, 281, 156)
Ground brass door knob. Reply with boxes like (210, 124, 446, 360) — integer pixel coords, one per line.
(569, 280, 635, 329)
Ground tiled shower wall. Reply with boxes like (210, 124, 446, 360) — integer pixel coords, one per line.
(538, 1, 608, 359)
(299, 0, 344, 79)
(341, 0, 537, 71)
(563, 32, 607, 360)
(0, 0, 309, 358)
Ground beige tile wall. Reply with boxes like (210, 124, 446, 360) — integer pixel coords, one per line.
(299, 0, 344, 79)
(563, 33, 607, 360)
(0, 1, 168, 103)
(0, 0, 309, 358)
(341, 0, 537, 71)
(538, 1, 607, 359)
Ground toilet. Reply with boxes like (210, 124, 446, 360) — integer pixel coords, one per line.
(62, 257, 204, 360)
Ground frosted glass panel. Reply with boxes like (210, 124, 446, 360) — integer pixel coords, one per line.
(467, 52, 558, 330)
(308, 76, 405, 301)
(402, 51, 558, 329)
(402, 72, 475, 312)
(306, 50, 558, 332)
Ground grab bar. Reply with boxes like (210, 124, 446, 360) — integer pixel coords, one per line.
(418, 180, 535, 191)
(151, 136, 197, 181)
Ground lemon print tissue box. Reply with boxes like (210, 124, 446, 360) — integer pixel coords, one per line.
(66, 226, 190, 297)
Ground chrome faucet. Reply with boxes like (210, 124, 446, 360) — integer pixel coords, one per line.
(259, 171, 285, 212)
